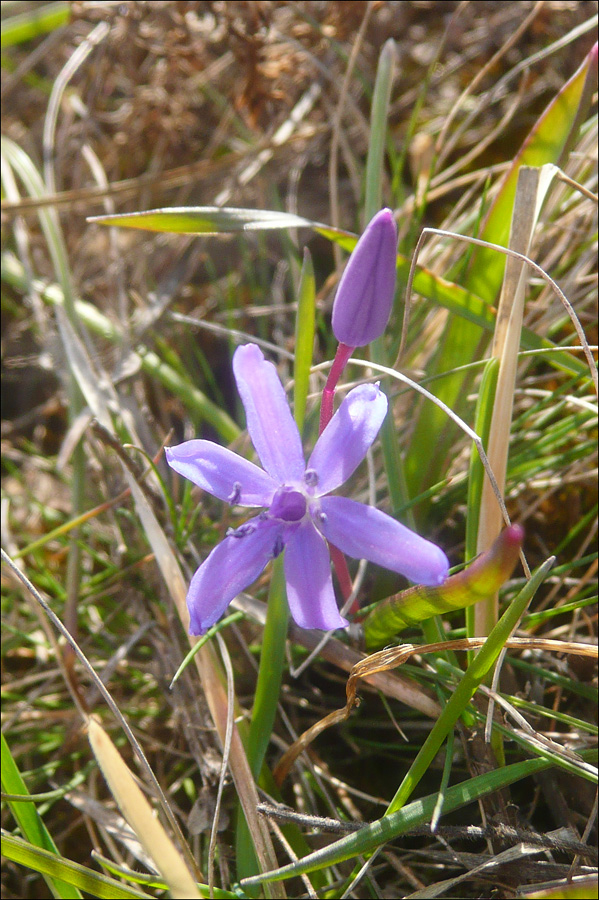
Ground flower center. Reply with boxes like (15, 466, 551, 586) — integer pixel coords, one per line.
(269, 485, 307, 522)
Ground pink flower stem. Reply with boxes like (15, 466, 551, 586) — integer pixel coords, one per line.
(320, 342, 358, 613)
(319, 342, 354, 434)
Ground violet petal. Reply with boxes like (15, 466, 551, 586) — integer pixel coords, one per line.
(316, 496, 449, 586)
(308, 383, 388, 495)
(186, 517, 283, 635)
(233, 344, 305, 483)
(284, 522, 348, 630)
(166, 441, 277, 506)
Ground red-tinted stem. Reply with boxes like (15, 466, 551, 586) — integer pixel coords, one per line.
(319, 342, 354, 434)
(320, 342, 358, 612)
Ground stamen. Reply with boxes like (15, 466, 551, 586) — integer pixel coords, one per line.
(304, 468, 319, 487)
(228, 481, 242, 504)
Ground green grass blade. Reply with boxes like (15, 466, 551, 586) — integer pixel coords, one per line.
(364, 37, 396, 222)
(0, 1, 69, 49)
(84, 213, 586, 380)
(246, 558, 289, 778)
(465, 356, 500, 653)
(385, 554, 555, 815)
(465, 356, 500, 560)
(235, 558, 289, 889)
(240, 753, 560, 887)
(293, 248, 316, 434)
(1, 833, 151, 899)
(1, 733, 82, 899)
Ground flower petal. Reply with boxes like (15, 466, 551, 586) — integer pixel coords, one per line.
(284, 522, 348, 630)
(233, 344, 305, 483)
(166, 440, 276, 506)
(186, 517, 284, 635)
(307, 383, 388, 495)
(316, 496, 449, 586)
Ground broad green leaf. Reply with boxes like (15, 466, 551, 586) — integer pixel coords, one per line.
(1, 732, 82, 899)
(363, 525, 523, 650)
(1, 833, 150, 899)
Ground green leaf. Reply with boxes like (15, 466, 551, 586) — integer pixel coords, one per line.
(469, 42, 598, 303)
(88, 207, 318, 234)
(362, 525, 523, 650)
(85, 209, 585, 380)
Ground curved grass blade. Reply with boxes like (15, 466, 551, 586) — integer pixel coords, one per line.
(84, 212, 585, 379)
(362, 524, 523, 650)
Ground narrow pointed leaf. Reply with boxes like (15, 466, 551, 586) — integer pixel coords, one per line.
(88, 207, 315, 234)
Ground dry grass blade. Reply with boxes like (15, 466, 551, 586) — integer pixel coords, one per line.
(475, 166, 542, 634)
(87, 716, 202, 900)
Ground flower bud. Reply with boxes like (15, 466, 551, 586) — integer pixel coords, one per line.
(331, 208, 398, 347)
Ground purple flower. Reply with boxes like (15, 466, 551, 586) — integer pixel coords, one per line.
(166, 344, 448, 635)
(331, 208, 398, 347)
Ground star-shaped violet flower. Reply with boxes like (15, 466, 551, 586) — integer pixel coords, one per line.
(166, 344, 449, 635)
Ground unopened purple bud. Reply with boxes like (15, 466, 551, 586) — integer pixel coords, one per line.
(331, 208, 398, 347)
